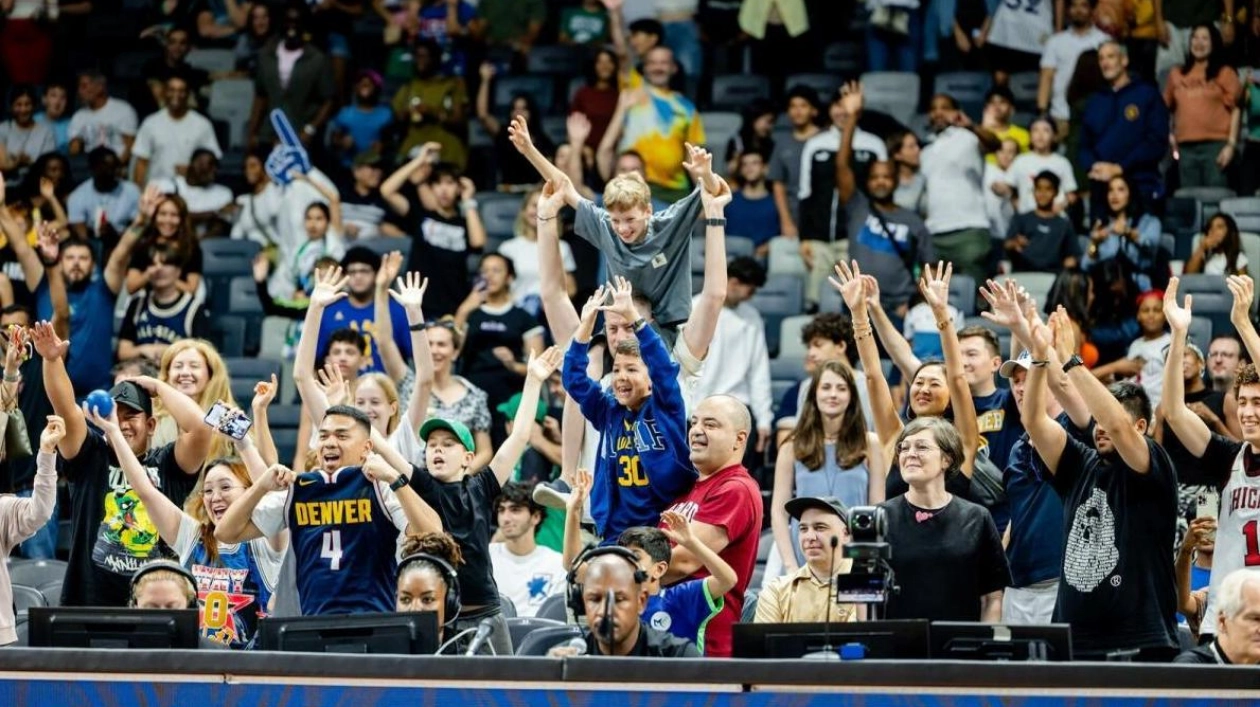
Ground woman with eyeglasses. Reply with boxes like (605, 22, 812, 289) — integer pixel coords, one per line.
(880, 416, 1010, 621)
(84, 401, 285, 649)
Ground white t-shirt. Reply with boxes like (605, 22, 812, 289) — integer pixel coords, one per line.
(1008, 151, 1078, 213)
(152, 175, 234, 215)
(488, 542, 565, 617)
(988, 0, 1054, 53)
(1040, 26, 1110, 120)
(1127, 332, 1172, 409)
(983, 162, 1016, 240)
(268, 169, 340, 300)
(132, 109, 222, 184)
(1203, 251, 1249, 276)
(232, 184, 285, 246)
(921, 127, 989, 234)
(68, 97, 138, 156)
(498, 236, 576, 304)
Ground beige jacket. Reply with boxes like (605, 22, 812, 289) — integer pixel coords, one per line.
(0, 451, 57, 646)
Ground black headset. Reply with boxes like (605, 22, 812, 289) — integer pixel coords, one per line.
(397, 553, 462, 627)
(566, 545, 648, 617)
(129, 560, 198, 609)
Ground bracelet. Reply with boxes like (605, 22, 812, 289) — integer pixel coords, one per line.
(460, 199, 479, 214)
(2, 371, 17, 383)
(704, 217, 726, 227)
(537, 213, 558, 222)
(633, 317, 648, 332)
(408, 321, 426, 331)
(1030, 360, 1049, 368)
(935, 318, 953, 331)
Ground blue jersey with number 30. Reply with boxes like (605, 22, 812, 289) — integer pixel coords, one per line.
(287, 468, 399, 615)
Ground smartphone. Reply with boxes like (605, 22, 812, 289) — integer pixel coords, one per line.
(203, 402, 254, 440)
(1197, 490, 1220, 543)
(474, 276, 488, 292)
(203, 401, 229, 429)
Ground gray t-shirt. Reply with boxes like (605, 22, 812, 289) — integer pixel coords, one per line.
(844, 191, 933, 310)
(574, 189, 702, 325)
(0, 120, 56, 165)
(767, 133, 810, 224)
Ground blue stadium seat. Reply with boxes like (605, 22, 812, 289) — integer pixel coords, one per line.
(208, 315, 247, 358)
(499, 595, 518, 619)
(784, 74, 841, 103)
(822, 42, 862, 74)
(481, 197, 522, 240)
(266, 404, 304, 430)
(949, 274, 977, 316)
(726, 237, 756, 260)
(271, 428, 300, 466)
(1008, 72, 1041, 111)
(860, 72, 920, 125)
(1176, 187, 1236, 218)
(186, 48, 236, 74)
(526, 45, 584, 76)
(504, 617, 565, 651)
(224, 357, 284, 386)
(12, 585, 45, 612)
(1187, 316, 1213, 351)
(933, 72, 992, 118)
(709, 74, 771, 112)
(1163, 196, 1202, 238)
(515, 626, 582, 656)
(228, 275, 264, 316)
(535, 594, 568, 623)
(752, 275, 805, 356)
(1221, 197, 1260, 233)
(38, 581, 62, 607)
(494, 75, 557, 113)
(9, 560, 66, 589)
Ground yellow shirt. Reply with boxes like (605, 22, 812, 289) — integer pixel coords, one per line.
(753, 562, 860, 624)
(986, 124, 1031, 164)
(618, 70, 706, 193)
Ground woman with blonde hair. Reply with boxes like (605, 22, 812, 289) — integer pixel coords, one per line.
(770, 359, 885, 575)
(85, 404, 284, 649)
(153, 339, 239, 458)
(497, 188, 577, 314)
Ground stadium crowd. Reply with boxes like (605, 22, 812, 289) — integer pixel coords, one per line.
(0, 0, 1260, 665)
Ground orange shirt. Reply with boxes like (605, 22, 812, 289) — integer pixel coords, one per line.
(1164, 64, 1242, 144)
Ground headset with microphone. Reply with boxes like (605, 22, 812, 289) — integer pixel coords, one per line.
(128, 560, 199, 609)
(396, 552, 463, 627)
(565, 545, 648, 618)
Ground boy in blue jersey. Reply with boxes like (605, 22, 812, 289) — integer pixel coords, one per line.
(562, 278, 696, 542)
(216, 405, 443, 615)
(409, 346, 565, 656)
(617, 512, 736, 653)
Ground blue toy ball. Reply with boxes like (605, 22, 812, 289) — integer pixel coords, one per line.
(86, 390, 114, 417)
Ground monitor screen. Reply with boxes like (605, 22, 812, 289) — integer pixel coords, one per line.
(732, 620, 930, 659)
(28, 607, 200, 649)
(256, 612, 439, 655)
(929, 621, 1074, 662)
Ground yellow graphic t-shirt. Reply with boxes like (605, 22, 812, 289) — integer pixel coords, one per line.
(618, 70, 706, 192)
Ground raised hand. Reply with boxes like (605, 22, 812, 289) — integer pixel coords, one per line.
(82, 399, 121, 436)
(539, 175, 571, 218)
(4, 325, 28, 371)
(29, 321, 69, 361)
(980, 279, 1029, 339)
(566, 112, 591, 145)
(137, 184, 164, 223)
(580, 284, 609, 324)
(567, 468, 593, 515)
(39, 177, 56, 201)
(310, 265, 349, 308)
(361, 452, 402, 484)
(389, 272, 429, 319)
(861, 274, 881, 310)
(479, 61, 496, 81)
(699, 175, 733, 212)
(1050, 306, 1077, 363)
(1029, 310, 1054, 358)
(317, 363, 350, 407)
(682, 142, 718, 193)
(527, 346, 564, 382)
(1227, 275, 1254, 327)
(597, 276, 640, 324)
(252, 252, 271, 284)
(838, 80, 863, 118)
(600, 0, 623, 9)
(459, 177, 477, 201)
(259, 464, 297, 492)
(376, 251, 403, 290)
(918, 261, 953, 314)
(659, 510, 695, 547)
(1162, 278, 1193, 333)
(252, 373, 279, 410)
(506, 115, 533, 154)
(39, 415, 66, 454)
(828, 261, 867, 316)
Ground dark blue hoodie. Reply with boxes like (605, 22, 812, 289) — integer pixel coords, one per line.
(1078, 76, 1170, 203)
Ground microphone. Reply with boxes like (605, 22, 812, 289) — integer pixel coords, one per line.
(599, 588, 615, 644)
(805, 535, 841, 661)
(464, 617, 497, 656)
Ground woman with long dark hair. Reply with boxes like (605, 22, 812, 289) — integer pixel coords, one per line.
(126, 193, 204, 295)
(570, 48, 621, 150)
(0, 86, 57, 174)
(1184, 213, 1248, 277)
(770, 359, 884, 575)
(1164, 24, 1242, 189)
(1081, 175, 1163, 292)
(476, 62, 555, 190)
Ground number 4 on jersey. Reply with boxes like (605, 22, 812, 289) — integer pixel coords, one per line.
(321, 530, 343, 571)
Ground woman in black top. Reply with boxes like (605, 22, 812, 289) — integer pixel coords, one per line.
(881, 417, 1010, 622)
(474, 62, 555, 190)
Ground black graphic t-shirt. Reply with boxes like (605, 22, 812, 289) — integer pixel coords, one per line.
(1050, 436, 1179, 657)
(62, 433, 198, 606)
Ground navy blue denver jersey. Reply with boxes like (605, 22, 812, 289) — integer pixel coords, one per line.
(286, 467, 400, 615)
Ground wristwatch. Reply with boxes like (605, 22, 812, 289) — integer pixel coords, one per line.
(704, 218, 727, 227)
(1062, 354, 1084, 374)
(389, 474, 410, 492)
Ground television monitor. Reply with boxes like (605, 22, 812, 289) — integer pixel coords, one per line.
(929, 621, 1074, 662)
(28, 607, 200, 649)
(256, 612, 439, 655)
(732, 620, 930, 659)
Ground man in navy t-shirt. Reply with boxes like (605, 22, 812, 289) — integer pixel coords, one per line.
(959, 326, 1024, 470)
(315, 246, 413, 375)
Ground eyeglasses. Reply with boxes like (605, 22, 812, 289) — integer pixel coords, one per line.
(896, 441, 939, 457)
(202, 485, 243, 498)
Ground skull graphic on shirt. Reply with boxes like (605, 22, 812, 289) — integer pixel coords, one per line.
(1063, 487, 1120, 592)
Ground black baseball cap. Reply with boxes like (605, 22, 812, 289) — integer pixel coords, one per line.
(785, 496, 849, 524)
(110, 381, 153, 416)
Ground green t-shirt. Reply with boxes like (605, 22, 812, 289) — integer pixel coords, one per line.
(561, 7, 609, 44)
(476, 0, 546, 45)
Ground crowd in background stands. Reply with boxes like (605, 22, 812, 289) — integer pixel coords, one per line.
(0, 0, 1259, 664)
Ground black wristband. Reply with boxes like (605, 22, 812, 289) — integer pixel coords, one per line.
(389, 474, 410, 491)
(1062, 354, 1084, 374)
(704, 217, 726, 227)
(409, 322, 426, 331)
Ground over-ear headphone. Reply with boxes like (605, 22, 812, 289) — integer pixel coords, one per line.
(397, 553, 462, 627)
(566, 546, 648, 617)
(129, 560, 198, 609)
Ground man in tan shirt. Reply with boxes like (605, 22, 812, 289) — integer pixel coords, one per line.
(754, 496, 861, 624)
